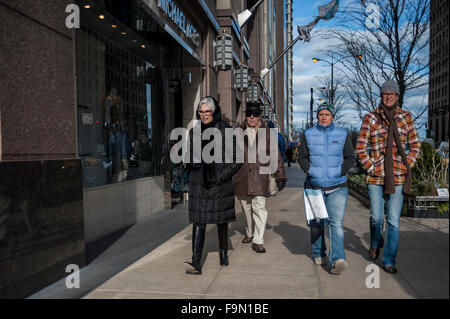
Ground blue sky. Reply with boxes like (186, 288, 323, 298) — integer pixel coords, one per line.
(290, 0, 429, 137)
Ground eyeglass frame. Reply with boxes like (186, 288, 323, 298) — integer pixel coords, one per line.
(381, 92, 398, 98)
(198, 110, 213, 116)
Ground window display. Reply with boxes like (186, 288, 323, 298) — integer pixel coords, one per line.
(76, 27, 157, 188)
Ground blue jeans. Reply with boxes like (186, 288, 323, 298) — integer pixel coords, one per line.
(310, 186, 348, 268)
(367, 184, 404, 267)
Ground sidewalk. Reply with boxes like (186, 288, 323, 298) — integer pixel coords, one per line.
(32, 164, 449, 299)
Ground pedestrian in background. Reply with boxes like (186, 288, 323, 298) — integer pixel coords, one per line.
(298, 102, 355, 274)
(268, 121, 286, 195)
(184, 96, 242, 274)
(285, 142, 293, 167)
(233, 103, 287, 253)
(356, 80, 420, 274)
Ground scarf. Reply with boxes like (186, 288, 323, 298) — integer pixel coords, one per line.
(377, 103, 412, 194)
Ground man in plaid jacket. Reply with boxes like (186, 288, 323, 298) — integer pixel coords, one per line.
(356, 80, 420, 274)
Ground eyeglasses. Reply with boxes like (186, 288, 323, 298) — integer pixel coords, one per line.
(198, 110, 213, 115)
(246, 112, 261, 118)
(381, 93, 397, 97)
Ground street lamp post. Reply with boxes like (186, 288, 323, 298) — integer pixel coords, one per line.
(310, 88, 314, 128)
(237, 0, 265, 28)
(331, 58, 334, 105)
(260, 0, 342, 79)
(309, 87, 326, 127)
(312, 55, 336, 106)
(242, 0, 341, 134)
(313, 54, 362, 106)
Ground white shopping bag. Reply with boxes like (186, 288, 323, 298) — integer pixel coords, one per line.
(303, 188, 329, 226)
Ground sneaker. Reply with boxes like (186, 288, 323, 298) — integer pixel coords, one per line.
(314, 256, 328, 266)
(330, 259, 347, 274)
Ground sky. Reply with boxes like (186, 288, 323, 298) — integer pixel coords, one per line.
(290, 0, 429, 137)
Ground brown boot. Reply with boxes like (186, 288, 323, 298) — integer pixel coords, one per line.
(368, 247, 380, 260)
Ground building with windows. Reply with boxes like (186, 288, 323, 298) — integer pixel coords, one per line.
(0, 0, 286, 298)
(428, 0, 449, 146)
(241, 0, 286, 131)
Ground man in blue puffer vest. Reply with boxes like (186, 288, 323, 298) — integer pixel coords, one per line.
(298, 103, 355, 274)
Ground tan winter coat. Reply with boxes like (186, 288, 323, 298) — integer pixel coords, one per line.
(233, 121, 287, 197)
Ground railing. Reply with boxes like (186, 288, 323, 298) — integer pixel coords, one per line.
(406, 195, 449, 209)
(347, 179, 370, 208)
(404, 195, 449, 218)
(347, 178, 449, 218)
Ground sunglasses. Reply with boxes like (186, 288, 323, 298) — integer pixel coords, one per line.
(246, 112, 261, 118)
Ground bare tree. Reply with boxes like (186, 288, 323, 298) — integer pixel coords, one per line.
(316, 0, 429, 125)
(314, 74, 347, 125)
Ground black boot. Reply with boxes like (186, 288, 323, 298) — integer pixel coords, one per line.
(184, 224, 205, 274)
(218, 223, 229, 266)
(219, 249, 229, 266)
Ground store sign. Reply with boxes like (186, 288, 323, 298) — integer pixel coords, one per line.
(158, 0, 200, 47)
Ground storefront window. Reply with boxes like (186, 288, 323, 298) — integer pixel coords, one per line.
(76, 27, 157, 189)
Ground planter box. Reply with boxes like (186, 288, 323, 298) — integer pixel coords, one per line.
(406, 208, 449, 219)
(348, 181, 449, 218)
(405, 195, 449, 219)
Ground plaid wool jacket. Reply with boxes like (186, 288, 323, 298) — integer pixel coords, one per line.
(356, 106, 421, 185)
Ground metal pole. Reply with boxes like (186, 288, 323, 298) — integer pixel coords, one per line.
(265, 34, 303, 74)
(331, 61, 334, 106)
(250, 0, 265, 13)
(286, 0, 293, 141)
(310, 87, 314, 127)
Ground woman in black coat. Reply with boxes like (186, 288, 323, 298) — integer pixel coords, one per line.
(184, 96, 242, 275)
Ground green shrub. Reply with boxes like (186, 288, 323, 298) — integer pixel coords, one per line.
(348, 173, 366, 186)
(437, 202, 449, 215)
(411, 142, 449, 196)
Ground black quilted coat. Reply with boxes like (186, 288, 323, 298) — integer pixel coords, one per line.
(187, 105, 242, 224)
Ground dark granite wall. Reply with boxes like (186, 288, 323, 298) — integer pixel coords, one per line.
(0, 0, 77, 161)
(0, 160, 84, 298)
(0, 1, 84, 298)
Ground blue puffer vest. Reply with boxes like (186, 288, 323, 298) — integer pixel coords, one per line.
(304, 122, 348, 188)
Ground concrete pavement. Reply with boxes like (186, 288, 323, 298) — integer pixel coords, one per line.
(31, 163, 449, 299)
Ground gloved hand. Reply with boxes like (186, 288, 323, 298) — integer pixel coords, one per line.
(276, 180, 286, 192)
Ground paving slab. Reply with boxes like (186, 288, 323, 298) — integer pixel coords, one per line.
(33, 163, 449, 299)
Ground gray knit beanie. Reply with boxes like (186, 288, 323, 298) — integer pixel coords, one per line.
(380, 80, 400, 95)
